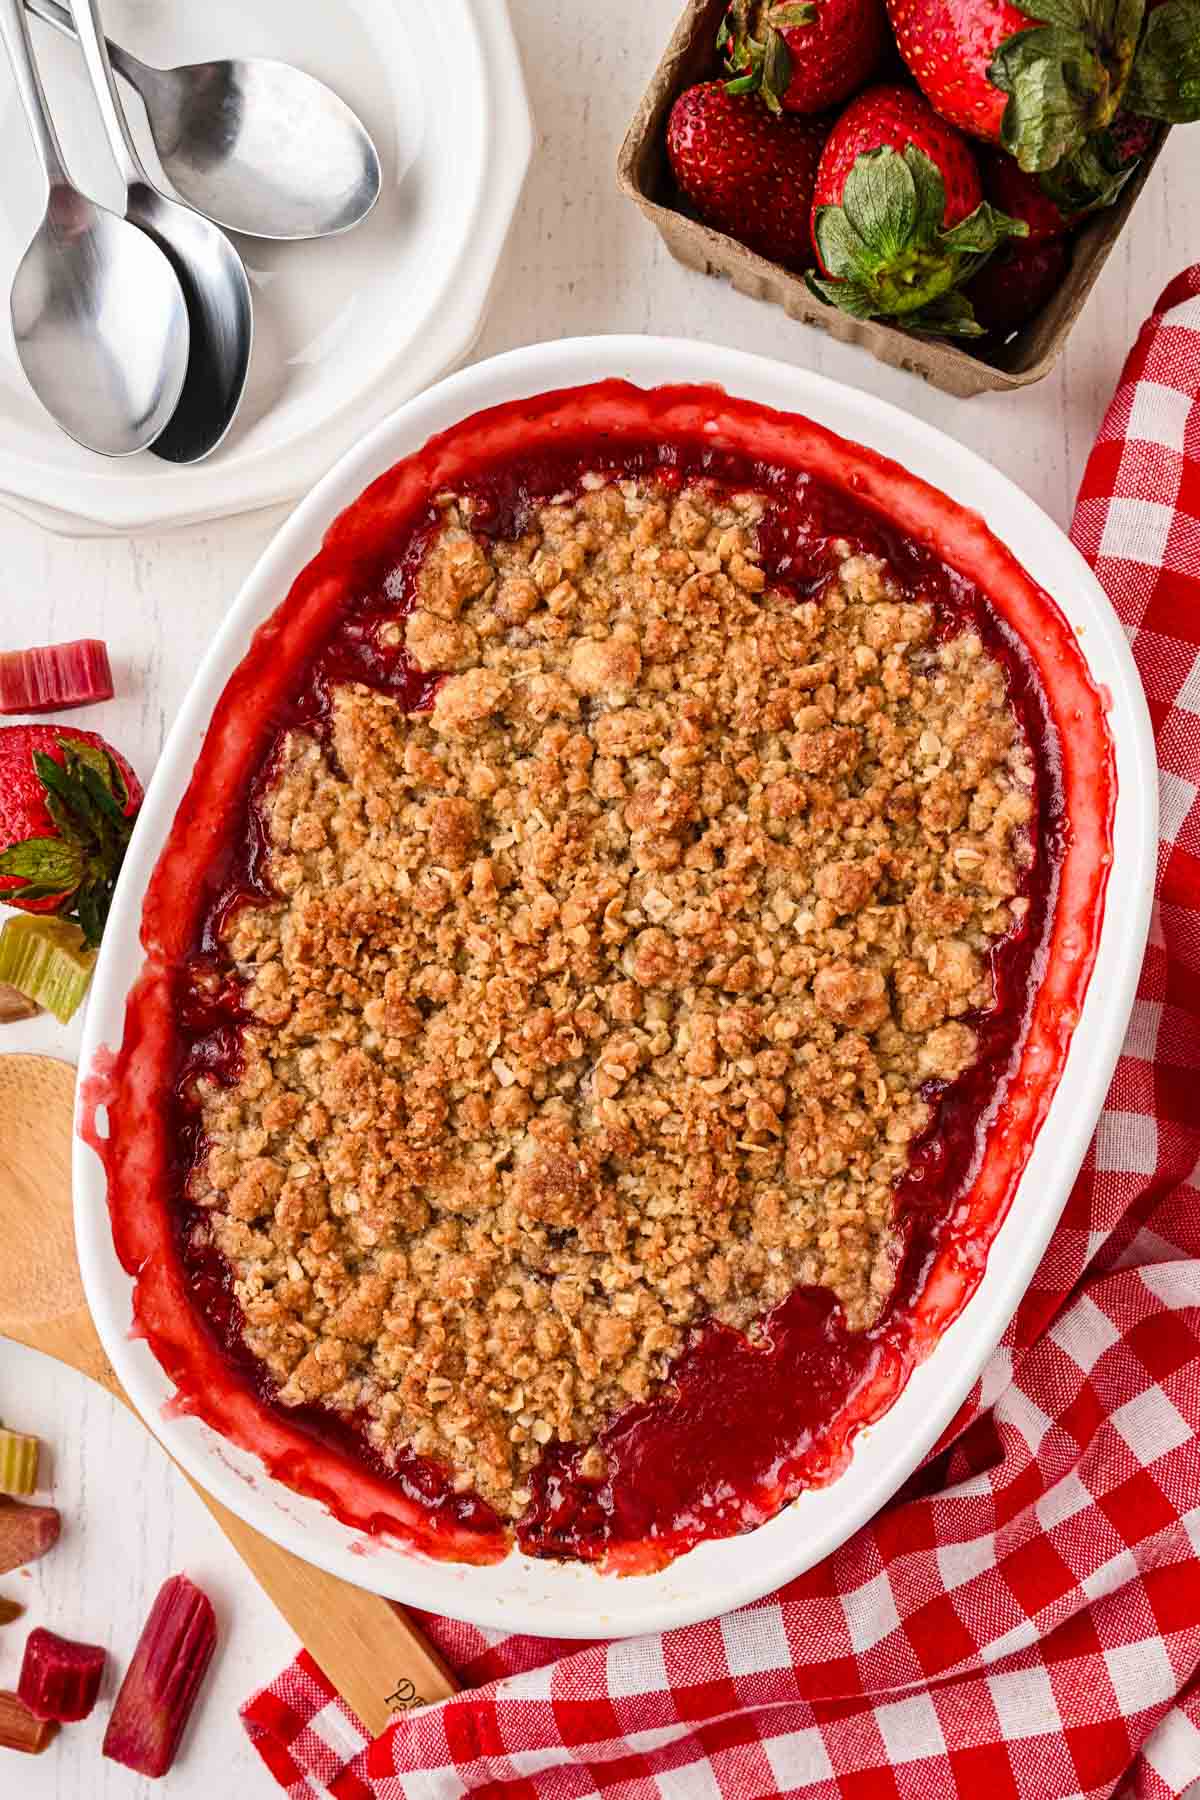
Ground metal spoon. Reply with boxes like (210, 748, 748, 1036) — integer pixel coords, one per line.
(26, 0, 382, 241)
(64, 0, 252, 463)
(0, 0, 188, 456)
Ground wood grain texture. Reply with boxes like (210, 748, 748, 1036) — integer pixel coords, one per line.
(0, 1056, 456, 1742)
(0, 3, 1197, 1793)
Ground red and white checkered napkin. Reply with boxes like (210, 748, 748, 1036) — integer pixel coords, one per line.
(242, 268, 1200, 1800)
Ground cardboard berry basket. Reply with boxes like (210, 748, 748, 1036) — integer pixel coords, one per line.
(616, 0, 1169, 398)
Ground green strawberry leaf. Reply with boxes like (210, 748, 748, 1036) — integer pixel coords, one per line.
(942, 202, 1030, 255)
(840, 147, 918, 263)
(64, 735, 128, 807)
(907, 147, 948, 242)
(991, 28, 1105, 168)
(1018, 0, 1140, 31)
(768, 3, 818, 24)
(812, 207, 872, 282)
(76, 761, 128, 827)
(805, 272, 881, 319)
(907, 292, 988, 338)
(1126, 0, 1200, 118)
(75, 884, 107, 951)
(0, 837, 85, 890)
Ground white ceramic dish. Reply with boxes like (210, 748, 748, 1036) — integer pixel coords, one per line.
(0, 0, 531, 536)
(75, 337, 1156, 1638)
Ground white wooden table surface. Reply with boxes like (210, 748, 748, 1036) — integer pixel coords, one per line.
(2, 2, 1197, 1794)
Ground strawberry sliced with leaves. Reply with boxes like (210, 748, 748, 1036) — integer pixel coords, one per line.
(0, 725, 142, 949)
(807, 86, 1026, 334)
(720, 0, 887, 116)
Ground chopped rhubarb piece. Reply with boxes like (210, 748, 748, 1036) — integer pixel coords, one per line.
(0, 982, 38, 1022)
(0, 641, 114, 715)
(0, 1501, 60, 1575)
(0, 1429, 39, 1498)
(0, 915, 95, 1023)
(0, 1690, 57, 1754)
(0, 1597, 24, 1627)
(102, 1576, 216, 1778)
(18, 1627, 106, 1722)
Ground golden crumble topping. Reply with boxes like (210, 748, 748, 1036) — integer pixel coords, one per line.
(188, 475, 1035, 1517)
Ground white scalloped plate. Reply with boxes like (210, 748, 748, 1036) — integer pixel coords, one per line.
(0, 0, 531, 534)
(75, 339, 1155, 1638)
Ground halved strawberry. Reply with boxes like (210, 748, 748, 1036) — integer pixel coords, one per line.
(720, 0, 888, 116)
(0, 725, 142, 948)
(807, 86, 1026, 334)
(887, 0, 1199, 173)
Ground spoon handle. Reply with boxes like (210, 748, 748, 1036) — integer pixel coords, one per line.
(0, 0, 70, 188)
(63, 0, 145, 187)
(23, 0, 146, 88)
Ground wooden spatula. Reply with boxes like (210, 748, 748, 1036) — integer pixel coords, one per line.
(0, 1053, 457, 1736)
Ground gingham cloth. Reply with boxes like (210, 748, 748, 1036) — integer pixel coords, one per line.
(241, 267, 1200, 1800)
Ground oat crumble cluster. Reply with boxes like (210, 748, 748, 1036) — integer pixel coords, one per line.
(189, 473, 1036, 1517)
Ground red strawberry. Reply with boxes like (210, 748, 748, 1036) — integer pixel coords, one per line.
(886, 0, 1200, 172)
(667, 83, 829, 272)
(720, 0, 887, 116)
(807, 86, 1026, 334)
(965, 236, 1070, 335)
(0, 725, 142, 947)
(982, 149, 1073, 239)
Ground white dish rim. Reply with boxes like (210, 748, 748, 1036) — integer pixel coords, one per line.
(74, 334, 1156, 1639)
(0, 0, 532, 537)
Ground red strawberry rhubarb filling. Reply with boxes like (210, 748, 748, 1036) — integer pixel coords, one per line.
(83, 381, 1114, 1573)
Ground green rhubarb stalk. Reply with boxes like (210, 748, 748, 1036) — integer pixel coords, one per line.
(0, 916, 96, 1024)
(0, 1432, 39, 1500)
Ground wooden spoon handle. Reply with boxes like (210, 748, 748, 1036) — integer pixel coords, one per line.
(82, 1307, 458, 1734)
(195, 1494, 458, 1731)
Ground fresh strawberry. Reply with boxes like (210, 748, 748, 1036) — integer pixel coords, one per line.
(0, 725, 141, 948)
(720, 0, 887, 116)
(982, 149, 1073, 238)
(667, 83, 829, 272)
(886, 0, 1200, 172)
(807, 85, 1026, 334)
(965, 235, 1070, 334)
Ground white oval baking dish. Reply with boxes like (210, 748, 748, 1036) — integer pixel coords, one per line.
(75, 336, 1156, 1638)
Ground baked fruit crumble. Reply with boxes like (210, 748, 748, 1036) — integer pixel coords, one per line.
(93, 380, 1114, 1573)
(188, 471, 1034, 1521)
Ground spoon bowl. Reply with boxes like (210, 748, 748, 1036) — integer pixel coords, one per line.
(11, 182, 191, 456)
(124, 182, 252, 463)
(137, 55, 384, 242)
(26, 0, 382, 241)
